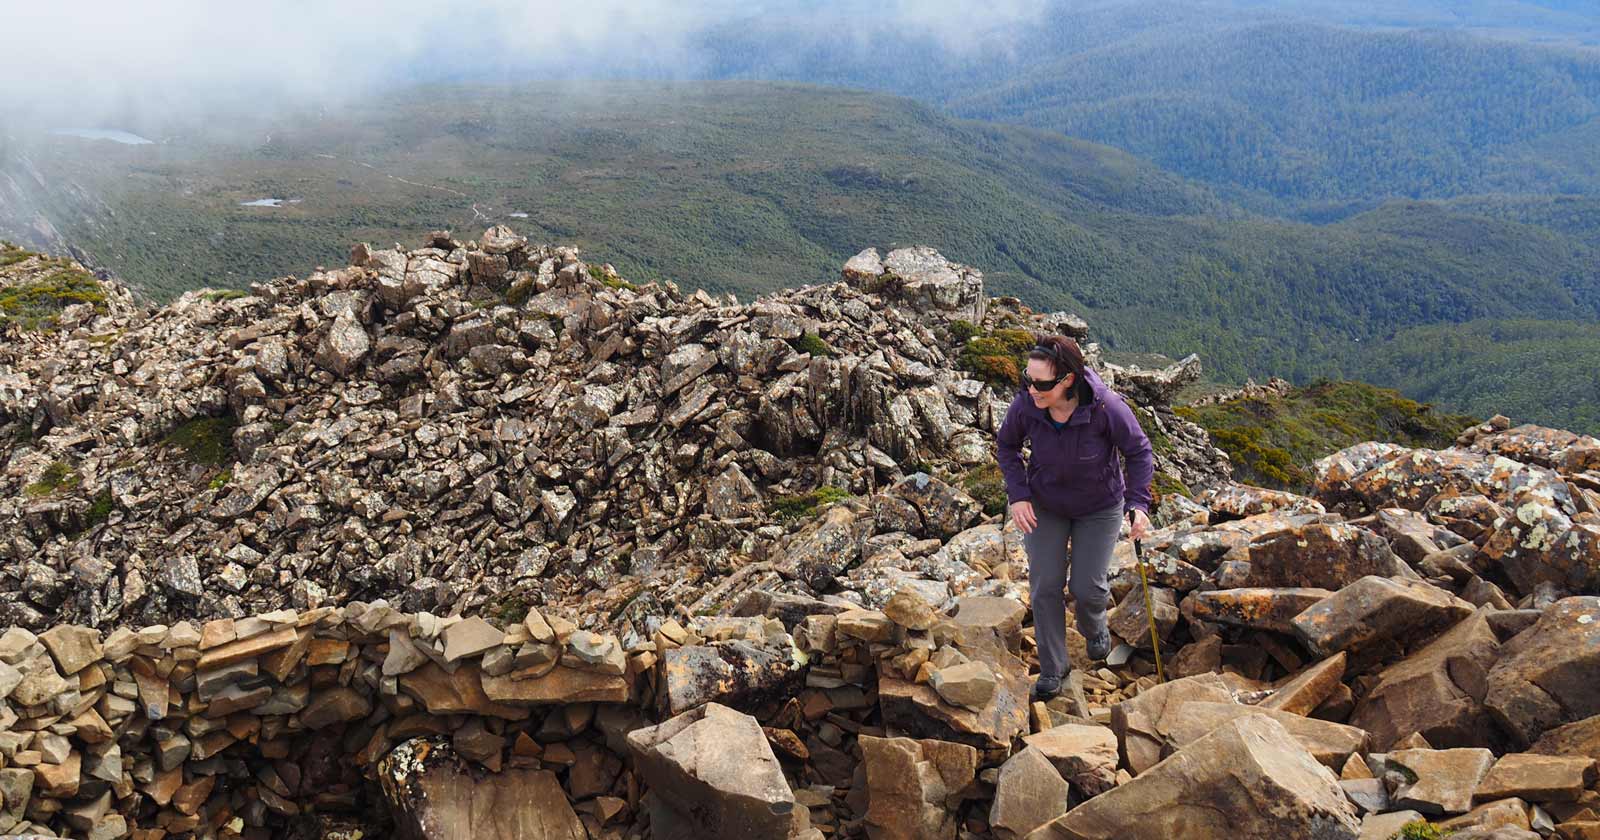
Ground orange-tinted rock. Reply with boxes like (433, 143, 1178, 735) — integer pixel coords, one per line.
(1486, 597, 1600, 746)
(859, 734, 977, 840)
(627, 703, 809, 840)
(1290, 576, 1473, 662)
(1185, 587, 1332, 635)
(1027, 715, 1359, 839)
(380, 737, 585, 840)
(399, 661, 529, 720)
(1238, 523, 1413, 590)
(1351, 610, 1503, 751)
(1476, 754, 1597, 804)
(1261, 653, 1347, 717)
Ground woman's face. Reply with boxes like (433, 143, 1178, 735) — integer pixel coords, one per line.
(1025, 357, 1075, 412)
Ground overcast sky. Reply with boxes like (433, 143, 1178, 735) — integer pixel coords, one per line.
(0, 0, 1048, 127)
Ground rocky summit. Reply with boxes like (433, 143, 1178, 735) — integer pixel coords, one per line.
(1, 230, 1599, 840)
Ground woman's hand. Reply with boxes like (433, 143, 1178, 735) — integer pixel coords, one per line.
(1010, 500, 1037, 534)
(1127, 508, 1152, 541)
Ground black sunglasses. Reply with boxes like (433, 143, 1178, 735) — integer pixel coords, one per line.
(1022, 373, 1070, 392)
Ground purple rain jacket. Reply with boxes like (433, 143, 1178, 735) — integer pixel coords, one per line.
(995, 367, 1155, 518)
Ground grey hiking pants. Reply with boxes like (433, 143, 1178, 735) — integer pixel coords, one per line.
(1024, 501, 1125, 679)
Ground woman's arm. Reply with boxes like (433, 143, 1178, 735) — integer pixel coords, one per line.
(1105, 396, 1155, 513)
(995, 394, 1031, 504)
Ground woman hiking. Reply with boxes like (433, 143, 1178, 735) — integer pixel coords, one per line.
(995, 335, 1155, 701)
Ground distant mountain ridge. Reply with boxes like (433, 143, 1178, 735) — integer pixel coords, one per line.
(4, 82, 1598, 431)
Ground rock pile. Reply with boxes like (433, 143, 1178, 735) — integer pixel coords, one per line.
(0, 421, 1597, 838)
(0, 231, 1222, 639)
(8, 229, 1600, 839)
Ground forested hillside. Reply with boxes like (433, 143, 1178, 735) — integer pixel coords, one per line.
(7, 82, 1598, 431)
(701, 2, 1600, 207)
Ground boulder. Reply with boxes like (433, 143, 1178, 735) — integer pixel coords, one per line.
(889, 473, 982, 540)
(1159, 701, 1369, 770)
(859, 734, 977, 840)
(1237, 523, 1413, 590)
(626, 703, 808, 840)
(777, 503, 868, 590)
(1106, 586, 1178, 651)
(315, 313, 371, 376)
(1110, 673, 1234, 775)
(878, 246, 987, 323)
(1367, 506, 1465, 564)
(1342, 447, 1499, 513)
(37, 625, 101, 676)
(1022, 723, 1119, 798)
(884, 588, 940, 631)
(1290, 576, 1474, 663)
(1530, 715, 1600, 763)
(1184, 587, 1333, 635)
(990, 746, 1070, 840)
(1260, 653, 1347, 717)
(1439, 798, 1535, 834)
(879, 656, 1030, 751)
(379, 737, 584, 840)
(1025, 715, 1359, 839)
(1357, 811, 1427, 840)
(1485, 597, 1600, 746)
(1351, 610, 1503, 752)
(944, 596, 1027, 656)
(930, 660, 997, 711)
(1388, 747, 1497, 815)
(1201, 484, 1326, 522)
(657, 640, 805, 717)
(1474, 754, 1598, 804)
(1313, 442, 1406, 509)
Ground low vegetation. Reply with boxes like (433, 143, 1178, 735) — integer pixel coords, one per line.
(957, 463, 1007, 518)
(1177, 380, 1475, 491)
(23, 460, 80, 498)
(161, 416, 239, 466)
(956, 328, 1034, 389)
(768, 485, 852, 521)
(793, 332, 835, 358)
(0, 257, 107, 330)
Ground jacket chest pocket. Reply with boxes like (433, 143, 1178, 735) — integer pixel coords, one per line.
(1074, 430, 1109, 462)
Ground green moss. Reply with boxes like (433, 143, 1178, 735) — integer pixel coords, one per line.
(1151, 470, 1192, 501)
(793, 332, 836, 358)
(24, 460, 80, 497)
(768, 485, 852, 521)
(948, 319, 981, 345)
(208, 469, 233, 491)
(162, 416, 239, 466)
(959, 463, 1009, 517)
(957, 327, 1036, 389)
(0, 267, 107, 330)
(482, 584, 540, 627)
(84, 489, 114, 527)
(1132, 404, 1176, 459)
(1394, 821, 1451, 840)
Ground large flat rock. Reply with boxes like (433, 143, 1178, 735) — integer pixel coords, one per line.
(1025, 714, 1360, 840)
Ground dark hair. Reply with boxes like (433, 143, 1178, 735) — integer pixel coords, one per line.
(1028, 335, 1094, 404)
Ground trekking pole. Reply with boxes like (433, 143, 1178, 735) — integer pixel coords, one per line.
(1130, 510, 1166, 684)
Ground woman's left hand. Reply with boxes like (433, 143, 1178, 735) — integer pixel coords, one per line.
(1128, 508, 1152, 541)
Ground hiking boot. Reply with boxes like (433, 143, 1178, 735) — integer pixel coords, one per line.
(1085, 629, 1113, 662)
(1030, 673, 1063, 702)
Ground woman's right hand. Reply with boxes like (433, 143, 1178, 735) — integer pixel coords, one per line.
(1010, 500, 1037, 534)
